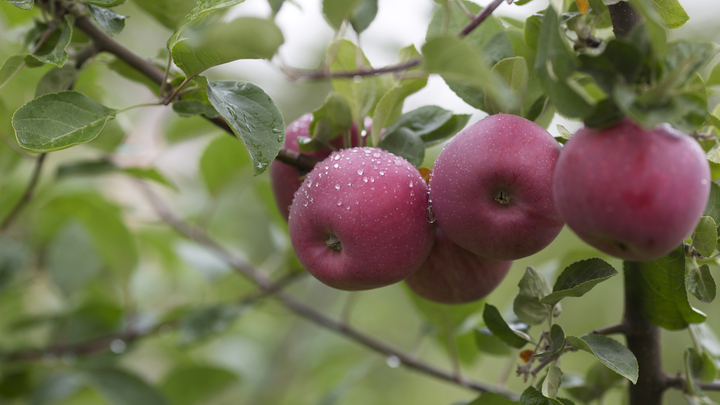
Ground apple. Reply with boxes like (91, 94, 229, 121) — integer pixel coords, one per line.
(288, 147, 434, 290)
(553, 118, 710, 261)
(429, 113, 564, 261)
(270, 114, 368, 221)
(405, 227, 512, 304)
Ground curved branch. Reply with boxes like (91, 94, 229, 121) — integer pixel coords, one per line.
(457, 0, 505, 37)
(0, 154, 47, 234)
(136, 182, 519, 401)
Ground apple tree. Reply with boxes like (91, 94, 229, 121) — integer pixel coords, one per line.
(0, 0, 719, 404)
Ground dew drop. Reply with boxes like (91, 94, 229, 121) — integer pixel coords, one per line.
(308, 180, 313, 187)
(379, 171, 385, 175)
(336, 200, 343, 206)
(370, 177, 375, 183)
(335, 184, 341, 190)
(409, 180, 413, 187)
(373, 152, 381, 158)
(426, 204, 436, 224)
(357, 169, 364, 175)
(110, 339, 126, 354)
(702, 179, 708, 185)
(334, 164, 339, 168)
(363, 177, 368, 183)
(386, 356, 400, 368)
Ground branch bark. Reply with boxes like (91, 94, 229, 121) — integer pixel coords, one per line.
(0, 154, 46, 234)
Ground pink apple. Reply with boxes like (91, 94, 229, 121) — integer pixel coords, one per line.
(429, 113, 564, 261)
(405, 227, 512, 304)
(553, 119, 710, 261)
(270, 114, 368, 220)
(288, 147, 434, 290)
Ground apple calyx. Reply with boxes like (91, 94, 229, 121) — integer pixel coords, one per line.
(326, 234, 342, 252)
(494, 190, 512, 205)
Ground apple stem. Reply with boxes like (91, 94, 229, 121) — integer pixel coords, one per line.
(494, 190, 513, 205)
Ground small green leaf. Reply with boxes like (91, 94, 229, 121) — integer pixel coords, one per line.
(31, 373, 84, 405)
(0, 55, 26, 89)
(124, 168, 176, 189)
(179, 304, 244, 345)
(467, 392, 519, 405)
(328, 40, 377, 123)
(377, 127, 425, 167)
(485, 57, 528, 115)
(513, 267, 553, 325)
(132, 0, 196, 29)
(382, 105, 469, 146)
(692, 216, 717, 257)
(206, 81, 285, 175)
(709, 62, 720, 87)
(160, 366, 238, 405)
(267, 0, 285, 14)
(200, 134, 252, 195)
(524, 15, 542, 51)
(704, 182, 720, 225)
(685, 347, 717, 402)
(48, 222, 102, 295)
(171, 18, 283, 77)
(0, 239, 26, 293)
(304, 92, 353, 152)
(624, 248, 707, 330)
(566, 335, 639, 384)
(349, 0, 377, 33)
(473, 328, 512, 356)
(687, 265, 716, 304)
(86, 0, 127, 6)
(6, 0, 33, 10)
(322, 0, 361, 29)
(27, 15, 74, 68)
(482, 304, 532, 349)
(172, 99, 219, 118)
(35, 64, 79, 96)
(168, 0, 248, 48)
(13, 91, 118, 152)
(88, 4, 126, 36)
(519, 386, 566, 405)
(536, 324, 565, 357)
(540, 258, 617, 307)
(542, 365, 563, 399)
(84, 368, 171, 405)
(652, 0, 689, 29)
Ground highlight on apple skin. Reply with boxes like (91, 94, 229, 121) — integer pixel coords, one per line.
(553, 118, 711, 261)
(429, 113, 565, 261)
(405, 227, 512, 304)
(288, 147, 434, 291)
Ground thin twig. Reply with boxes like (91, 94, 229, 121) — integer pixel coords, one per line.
(457, 0, 505, 37)
(0, 154, 47, 234)
(136, 181, 519, 400)
(586, 323, 626, 336)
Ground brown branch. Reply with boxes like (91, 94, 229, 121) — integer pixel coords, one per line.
(0, 154, 47, 234)
(587, 323, 626, 336)
(457, 0, 505, 37)
(286, 58, 422, 81)
(136, 182, 519, 401)
(3, 271, 304, 362)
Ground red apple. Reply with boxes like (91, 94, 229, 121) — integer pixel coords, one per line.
(553, 119, 710, 261)
(270, 114, 368, 220)
(288, 147, 434, 290)
(429, 113, 564, 261)
(405, 227, 512, 304)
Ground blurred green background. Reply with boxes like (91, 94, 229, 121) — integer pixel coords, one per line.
(1, 1, 720, 404)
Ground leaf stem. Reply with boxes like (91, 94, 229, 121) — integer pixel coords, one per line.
(115, 102, 163, 114)
(162, 74, 196, 105)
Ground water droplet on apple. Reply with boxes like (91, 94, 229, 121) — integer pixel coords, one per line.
(409, 181, 413, 187)
(334, 164, 339, 168)
(702, 179, 708, 185)
(426, 204, 436, 223)
(358, 169, 363, 175)
(370, 177, 375, 182)
(379, 171, 385, 175)
(373, 152, 381, 158)
(336, 200, 342, 206)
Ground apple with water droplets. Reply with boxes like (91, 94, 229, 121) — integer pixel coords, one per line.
(405, 227, 511, 304)
(553, 118, 710, 261)
(270, 114, 367, 220)
(429, 113, 564, 261)
(288, 147, 434, 290)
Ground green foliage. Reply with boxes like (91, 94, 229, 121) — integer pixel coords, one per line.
(328, 40, 377, 124)
(87, 4, 126, 36)
(566, 335, 639, 384)
(83, 368, 171, 405)
(692, 216, 717, 258)
(160, 366, 238, 405)
(26, 15, 74, 68)
(178, 304, 245, 345)
(301, 92, 353, 152)
(200, 134, 252, 195)
(131, 0, 197, 30)
(687, 264, 716, 304)
(0, 55, 26, 88)
(540, 259, 617, 307)
(513, 267, 554, 325)
(482, 304, 532, 349)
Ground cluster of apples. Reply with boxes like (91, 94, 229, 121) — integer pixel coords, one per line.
(271, 112, 711, 304)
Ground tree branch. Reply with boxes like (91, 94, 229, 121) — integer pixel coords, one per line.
(0, 154, 47, 234)
(457, 0, 505, 37)
(135, 181, 519, 400)
(587, 323, 626, 336)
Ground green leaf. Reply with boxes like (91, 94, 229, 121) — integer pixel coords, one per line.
(131, 0, 197, 30)
(160, 366, 238, 405)
(566, 335, 639, 384)
(474, 328, 512, 356)
(13, 91, 118, 152)
(485, 57, 528, 115)
(206, 81, 285, 175)
(48, 222, 102, 295)
(179, 304, 244, 345)
(513, 267, 553, 325)
(0, 369, 31, 399)
(686, 347, 718, 387)
(349, 0, 377, 33)
(687, 265, 716, 304)
(519, 386, 565, 405)
(0, 238, 26, 293)
(86, 0, 127, 6)
(466, 392, 519, 405)
(328, 40, 377, 123)
(652, 0, 689, 29)
(27, 15, 74, 68)
(123, 168, 176, 189)
(84, 368, 171, 405)
(624, 248, 707, 330)
(168, 0, 247, 48)
(709, 62, 720, 87)
(382, 105, 469, 146)
(377, 127, 424, 167)
(536, 324, 565, 357)
(171, 18, 283, 77)
(563, 362, 623, 404)
(303, 92, 352, 152)
(422, 36, 514, 112)
(35, 64, 79, 96)
(542, 365, 563, 399)
(0, 55, 26, 89)
(540, 259, 617, 307)
(267, 0, 285, 14)
(534, 7, 593, 118)
(704, 182, 720, 225)
(6, 0, 33, 10)
(56, 159, 175, 188)
(200, 134, 252, 195)
(405, 285, 485, 331)
(482, 304, 532, 349)
(692, 216, 717, 258)
(108, 58, 162, 96)
(88, 4, 126, 36)
(322, 0, 361, 29)
(524, 15, 542, 51)
(172, 99, 219, 118)
(31, 373, 84, 405)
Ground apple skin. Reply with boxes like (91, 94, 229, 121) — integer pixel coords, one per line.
(405, 227, 512, 304)
(288, 147, 434, 291)
(553, 119, 711, 261)
(429, 113, 564, 261)
(269, 114, 367, 221)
